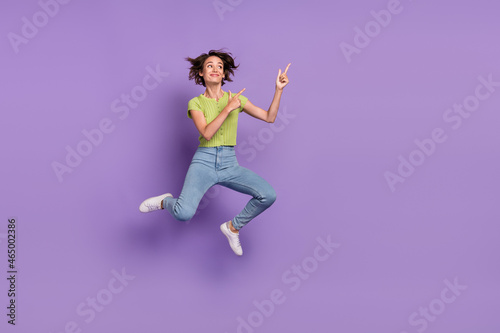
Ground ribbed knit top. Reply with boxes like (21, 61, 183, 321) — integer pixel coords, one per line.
(188, 92, 248, 147)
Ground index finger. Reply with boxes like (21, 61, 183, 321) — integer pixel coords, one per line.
(235, 88, 246, 97)
(283, 63, 291, 74)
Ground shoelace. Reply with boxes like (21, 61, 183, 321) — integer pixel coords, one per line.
(146, 200, 160, 211)
(226, 225, 241, 246)
(231, 231, 241, 247)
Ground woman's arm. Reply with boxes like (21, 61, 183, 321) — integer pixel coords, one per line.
(243, 63, 291, 123)
(190, 88, 245, 141)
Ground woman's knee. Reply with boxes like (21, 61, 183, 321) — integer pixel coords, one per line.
(260, 187, 277, 207)
(172, 207, 196, 221)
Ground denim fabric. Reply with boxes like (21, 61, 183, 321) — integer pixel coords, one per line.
(163, 146, 276, 229)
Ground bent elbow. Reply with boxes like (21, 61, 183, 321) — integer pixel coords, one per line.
(202, 133, 213, 141)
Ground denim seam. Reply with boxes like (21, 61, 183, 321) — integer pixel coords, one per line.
(217, 179, 263, 199)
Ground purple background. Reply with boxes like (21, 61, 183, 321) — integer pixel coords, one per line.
(1, 0, 499, 332)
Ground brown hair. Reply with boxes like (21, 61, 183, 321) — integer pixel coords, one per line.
(186, 49, 239, 87)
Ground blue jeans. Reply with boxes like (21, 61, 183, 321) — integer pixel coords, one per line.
(162, 146, 276, 230)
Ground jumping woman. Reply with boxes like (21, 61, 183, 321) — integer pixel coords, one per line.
(139, 49, 291, 256)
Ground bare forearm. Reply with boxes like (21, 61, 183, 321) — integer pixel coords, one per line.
(202, 108, 231, 141)
(201, 89, 245, 140)
(266, 88, 283, 123)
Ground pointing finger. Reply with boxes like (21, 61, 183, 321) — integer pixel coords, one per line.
(228, 90, 232, 99)
(284, 63, 291, 74)
(235, 88, 246, 97)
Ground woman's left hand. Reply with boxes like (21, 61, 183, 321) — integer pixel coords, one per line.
(276, 63, 291, 90)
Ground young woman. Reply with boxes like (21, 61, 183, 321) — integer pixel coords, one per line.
(139, 49, 290, 256)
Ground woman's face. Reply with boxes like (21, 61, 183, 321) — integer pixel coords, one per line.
(200, 56, 224, 85)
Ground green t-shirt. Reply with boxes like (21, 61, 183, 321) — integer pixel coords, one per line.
(187, 92, 248, 147)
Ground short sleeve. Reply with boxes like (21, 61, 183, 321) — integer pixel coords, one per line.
(238, 94, 248, 112)
(187, 97, 202, 119)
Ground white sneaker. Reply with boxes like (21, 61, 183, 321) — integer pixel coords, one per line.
(220, 222, 243, 256)
(139, 193, 173, 213)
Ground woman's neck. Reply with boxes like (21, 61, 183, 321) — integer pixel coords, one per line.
(204, 84, 224, 101)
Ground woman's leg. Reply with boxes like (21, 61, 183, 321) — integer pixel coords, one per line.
(163, 151, 217, 221)
(219, 166, 276, 230)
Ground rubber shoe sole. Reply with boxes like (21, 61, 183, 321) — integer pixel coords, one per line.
(139, 193, 172, 213)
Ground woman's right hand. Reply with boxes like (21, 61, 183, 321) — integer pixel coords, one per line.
(226, 88, 246, 112)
